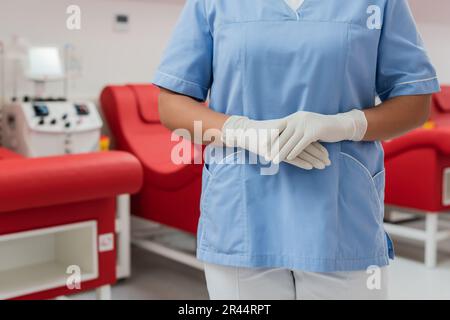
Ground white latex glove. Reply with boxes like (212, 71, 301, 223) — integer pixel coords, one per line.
(222, 116, 331, 170)
(270, 109, 367, 164)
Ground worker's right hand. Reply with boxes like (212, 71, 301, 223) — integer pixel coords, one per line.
(221, 116, 331, 170)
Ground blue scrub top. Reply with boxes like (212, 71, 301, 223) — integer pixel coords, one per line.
(153, 0, 440, 272)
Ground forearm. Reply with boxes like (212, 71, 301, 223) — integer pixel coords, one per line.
(158, 88, 229, 145)
(362, 94, 432, 141)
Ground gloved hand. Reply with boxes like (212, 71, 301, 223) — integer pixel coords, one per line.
(269, 109, 367, 164)
(222, 116, 331, 170)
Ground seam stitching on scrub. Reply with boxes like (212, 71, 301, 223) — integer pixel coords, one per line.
(197, 248, 389, 261)
(201, 0, 213, 38)
(337, 144, 343, 260)
(297, 0, 309, 19)
(378, 76, 438, 97)
(340, 152, 382, 209)
(241, 24, 250, 257)
(336, 24, 352, 259)
(201, 187, 212, 251)
(203, 148, 213, 177)
(204, 166, 213, 177)
(215, 18, 352, 33)
(201, 163, 214, 250)
(216, 150, 244, 166)
(372, 169, 385, 181)
(156, 70, 209, 91)
(281, 0, 301, 20)
(241, 157, 249, 255)
(342, 22, 351, 114)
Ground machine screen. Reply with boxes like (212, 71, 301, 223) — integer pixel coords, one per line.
(75, 104, 90, 116)
(33, 104, 49, 117)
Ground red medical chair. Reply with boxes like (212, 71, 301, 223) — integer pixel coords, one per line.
(0, 149, 142, 299)
(430, 85, 450, 127)
(100, 84, 202, 235)
(383, 128, 450, 267)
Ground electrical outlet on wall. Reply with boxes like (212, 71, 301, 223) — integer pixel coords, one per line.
(114, 14, 129, 32)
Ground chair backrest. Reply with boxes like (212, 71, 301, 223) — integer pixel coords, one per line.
(100, 85, 143, 153)
(128, 84, 161, 123)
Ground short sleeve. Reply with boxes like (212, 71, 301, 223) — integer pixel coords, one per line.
(376, 0, 440, 102)
(153, 0, 213, 101)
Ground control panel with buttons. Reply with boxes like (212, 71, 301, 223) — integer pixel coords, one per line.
(1, 101, 103, 157)
(25, 102, 102, 133)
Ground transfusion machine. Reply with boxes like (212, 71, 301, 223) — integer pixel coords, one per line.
(1, 101, 102, 157)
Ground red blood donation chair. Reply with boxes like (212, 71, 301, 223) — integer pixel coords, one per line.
(383, 128, 450, 267)
(430, 85, 450, 127)
(0, 149, 142, 299)
(100, 84, 202, 235)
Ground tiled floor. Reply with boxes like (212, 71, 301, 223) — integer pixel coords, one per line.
(75, 241, 450, 300)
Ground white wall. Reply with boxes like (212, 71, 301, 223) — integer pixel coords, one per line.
(0, 0, 448, 102)
(409, 0, 450, 85)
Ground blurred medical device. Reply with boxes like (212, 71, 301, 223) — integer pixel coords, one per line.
(1, 46, 102, 157)
(2, 100, 102, 157)
(27, 47, 64, 80)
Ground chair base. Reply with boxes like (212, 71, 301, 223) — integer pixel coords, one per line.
(131, 216, 203, 270)
(384, 209, 450, 268)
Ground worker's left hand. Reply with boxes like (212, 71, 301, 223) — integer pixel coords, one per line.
(269, 110, 367, 164)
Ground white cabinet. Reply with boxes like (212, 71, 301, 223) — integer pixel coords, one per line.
(0, 221, 98, 299)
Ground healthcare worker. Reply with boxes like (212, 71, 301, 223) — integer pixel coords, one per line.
(153, 0, 439, 300)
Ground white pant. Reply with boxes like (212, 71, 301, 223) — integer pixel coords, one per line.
(204, 263, 388, 300)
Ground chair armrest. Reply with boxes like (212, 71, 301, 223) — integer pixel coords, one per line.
(0, 151, 143, 213)
(383, 128, 450, 160)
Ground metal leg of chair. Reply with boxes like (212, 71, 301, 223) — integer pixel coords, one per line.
(425, 214, 438, 268)
(96, 285, 112, 300)
(116, 194, 131, 279)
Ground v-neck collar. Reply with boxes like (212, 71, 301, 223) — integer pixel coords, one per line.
(280, 0, 307, 20)
(284, 0, 305, 12)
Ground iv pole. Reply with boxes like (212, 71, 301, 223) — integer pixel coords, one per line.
(64, 44, 69, 101)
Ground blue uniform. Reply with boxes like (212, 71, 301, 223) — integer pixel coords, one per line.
(153, 0, 440, 272)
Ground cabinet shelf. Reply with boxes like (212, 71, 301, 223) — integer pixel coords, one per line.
(0, 221, 98, 299)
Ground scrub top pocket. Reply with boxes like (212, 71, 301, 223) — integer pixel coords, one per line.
(198, 149, 247, 255)
(338, 152, 387, 259)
